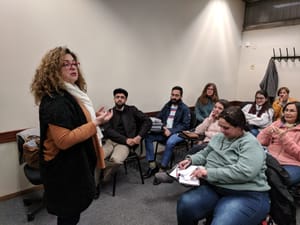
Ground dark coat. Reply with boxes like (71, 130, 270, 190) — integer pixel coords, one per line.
(265, 154, 296, 225)
(259, 58, 278, 100)
(103, 105, 152, 145)
(39, 91, 96, 217)
(157, 100, 191, 134)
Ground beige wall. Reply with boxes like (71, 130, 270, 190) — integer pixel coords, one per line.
(0, 0, 244, 132)
(237, 25, 300, 101)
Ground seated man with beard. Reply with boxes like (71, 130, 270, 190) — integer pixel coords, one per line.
(102, 88, 152, 181)
(143, 86, 191, 178)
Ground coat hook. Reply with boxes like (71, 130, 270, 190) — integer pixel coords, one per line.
(279, 48, 282, 62)
(273, 48, 276, 58)
(293, 47, 297, 62)
(285, 48, 289, 62)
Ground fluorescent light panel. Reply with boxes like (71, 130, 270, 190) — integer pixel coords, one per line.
(273, 2, 300, 8)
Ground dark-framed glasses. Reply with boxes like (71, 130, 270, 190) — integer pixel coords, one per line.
(284, 109, 297, 113)
(62, 62, 80, 69)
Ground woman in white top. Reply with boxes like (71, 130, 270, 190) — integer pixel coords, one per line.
(242, 90, 273, 136)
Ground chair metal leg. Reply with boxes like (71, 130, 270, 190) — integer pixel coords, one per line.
(124, 161, 128, 175)
(110, 146, 145, 196)
(23, 194, 45, 222)
(135, 153, 144, 184)
(170, 140, 190, 167)
(112, 172, 117, 196)
(94, 169, 104, 199)
(154, 142, 159, 161)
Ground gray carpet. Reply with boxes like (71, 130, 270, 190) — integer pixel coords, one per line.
(1, 156, 300, 225)
(0, 159, 190, 225)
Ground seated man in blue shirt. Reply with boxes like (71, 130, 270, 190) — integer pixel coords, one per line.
(143, 86, 191, 178)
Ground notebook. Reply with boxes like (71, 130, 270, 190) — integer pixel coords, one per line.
(168, 165, 200, 186)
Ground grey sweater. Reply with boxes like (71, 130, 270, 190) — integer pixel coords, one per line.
(189, 132, 270, 191)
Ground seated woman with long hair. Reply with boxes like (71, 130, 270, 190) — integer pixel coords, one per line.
(194, 83, 219, 125)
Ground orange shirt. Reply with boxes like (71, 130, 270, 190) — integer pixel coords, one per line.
(42, 100, 105, 169)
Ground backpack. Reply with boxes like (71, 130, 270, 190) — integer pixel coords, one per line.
(23, 135, 40, 169)
(265, 154, 296, 225)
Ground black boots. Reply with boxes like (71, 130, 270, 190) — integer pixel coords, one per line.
(143, 166, 159, 179)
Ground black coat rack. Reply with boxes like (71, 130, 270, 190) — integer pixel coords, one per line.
(272, 47, 300, 62)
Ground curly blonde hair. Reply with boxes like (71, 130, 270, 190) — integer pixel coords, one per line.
(30, 46, 87, 105)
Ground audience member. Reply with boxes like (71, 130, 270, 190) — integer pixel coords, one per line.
(258, 101, 300, 186)
(187, 99, 229, 154)
(102, 88, 152, 181)
(194, 83, 219, 125)
(177, 106, 270, 225)
(143, 86, 191, 178)
(153, 99, 229, 185)
(30, 47, 112, 225)
(242, 90, 273, 136)
(272, 87, 297, 121)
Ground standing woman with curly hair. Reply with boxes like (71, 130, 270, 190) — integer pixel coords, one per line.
(194, 83, 219, 125)
(31, 46, 112, 225)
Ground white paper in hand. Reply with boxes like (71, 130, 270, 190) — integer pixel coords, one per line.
(169, 165, 200, 186)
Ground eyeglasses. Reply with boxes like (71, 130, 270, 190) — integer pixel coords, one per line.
(62, 62, 80, 69)
(255, 97, 265, 100)
(284, 109, 297, 113)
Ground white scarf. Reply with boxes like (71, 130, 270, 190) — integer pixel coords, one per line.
(64, 82, 103, 146)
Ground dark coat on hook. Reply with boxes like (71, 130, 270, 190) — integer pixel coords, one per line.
(260, 58, 278, 100)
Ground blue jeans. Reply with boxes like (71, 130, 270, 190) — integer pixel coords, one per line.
(177, 185, 270, 225)
(145, 133, 184, 167)
(249, 128, 259, 137)
(283, 165, 300, 186)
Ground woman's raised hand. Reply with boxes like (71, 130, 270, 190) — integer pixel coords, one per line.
(94, 107, 113, 126)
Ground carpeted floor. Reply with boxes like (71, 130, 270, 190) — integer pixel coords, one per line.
(0, 159, 190, 225)
(1, 150, 299, 225)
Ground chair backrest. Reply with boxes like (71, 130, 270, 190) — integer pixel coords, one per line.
(16, 128, 40, 164)
(16, 128, 42, 186)
(189, 110, 197, 130)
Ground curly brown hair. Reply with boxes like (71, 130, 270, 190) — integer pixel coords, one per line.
(30, 46, 87, 105)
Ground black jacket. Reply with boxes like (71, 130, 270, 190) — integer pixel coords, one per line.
(103, 105, 152, 145)
(39, 91, 96, 217)
(266, 154, 296, 225)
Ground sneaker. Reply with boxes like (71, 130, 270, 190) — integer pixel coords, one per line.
(154, 172, 174, 184)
